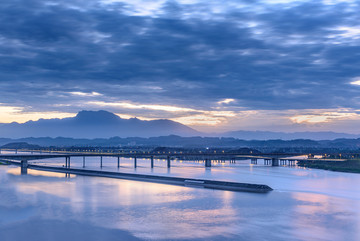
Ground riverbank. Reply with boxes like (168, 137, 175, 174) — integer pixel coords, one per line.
(297, 159, 360, 173)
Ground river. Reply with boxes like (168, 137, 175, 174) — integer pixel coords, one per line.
(0, 153, 359, 240)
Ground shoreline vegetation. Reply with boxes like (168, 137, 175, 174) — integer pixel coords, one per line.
(297, 159, 360, 173)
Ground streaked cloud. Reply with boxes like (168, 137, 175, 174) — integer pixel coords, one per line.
(69, 92, 103, 97)
(290, 110, 359, 124)
(350, 78, 360, 86)
(88, 101, 237, 126)
(89, 101, 197, 112)
(217, 99, 235, 105)
(0, 104, 74, 123)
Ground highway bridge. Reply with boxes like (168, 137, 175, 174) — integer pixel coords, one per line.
(0, 150, 307, 169)
(0, 150, 282, 193)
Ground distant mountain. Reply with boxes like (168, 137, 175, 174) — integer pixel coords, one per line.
(0, 110, 358, 141)
(1, 142, 41, 149)
(218, 130, 360, 141)
(1, 136, 360, 154)
(0, 110, 200, 138)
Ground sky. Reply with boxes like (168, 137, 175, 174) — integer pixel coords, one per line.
(1, 0, 360, 133)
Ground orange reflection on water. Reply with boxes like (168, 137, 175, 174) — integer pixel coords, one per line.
(7, 167, 73, 178)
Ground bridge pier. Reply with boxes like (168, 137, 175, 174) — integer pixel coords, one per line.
(151, 156, 154, 168)
(83, 156, 85, 168)
(205, 159, 211, 167)
(272, 158, 279, 167)
(264, 159, 271, 165)
(100, 156, 103, 168)
(21, 160, 28, 174)
(167, 156, 171, 168)
(21, 160, 28, 167)
(117, 156, 120, 168)
(134, 157, 137, 168)
(251, 158, 257, 164)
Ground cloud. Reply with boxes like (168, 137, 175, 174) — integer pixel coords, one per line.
(69, 91, 102, 97)
(0, 104, 74, 123)
(290, 111, 359, 124)
(350, 77, 360, 86)
(217, 99, 235, 105)
(0, 0, 360, 132)
(88, 100, 237, 126)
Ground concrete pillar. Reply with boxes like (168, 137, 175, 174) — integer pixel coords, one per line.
(117, 156, 120, 168)
(167, 156, 171, 168)
(151, 156, 154, 168)
(21, 160, 28, 168)
(68, 157, 71, 168)
(265, 159, 272, 165)
(65, 157, 68, 168)
(205, 159, 211, 167)
(100, 156, 103, 168)
(83, 156, 85, 168)
(272, 158, 279, 167)
(134, 157, 137, 168)
(21, 160, 28, 175)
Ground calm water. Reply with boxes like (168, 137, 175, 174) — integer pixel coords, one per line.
(1, 152, 360, 240)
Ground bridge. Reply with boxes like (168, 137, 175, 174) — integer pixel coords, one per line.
(2, 150, 350, 193)
(0, 151, 279, 193)
(0, 150, 306, 170)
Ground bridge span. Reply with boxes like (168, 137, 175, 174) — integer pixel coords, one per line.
(0, 151, 305, 170)
(1, 153, 276, 193)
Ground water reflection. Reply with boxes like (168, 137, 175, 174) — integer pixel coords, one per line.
(291, 192, 359, 241)
(1, 165, 360, 240)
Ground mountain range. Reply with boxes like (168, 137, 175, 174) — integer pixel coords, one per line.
(0, 110, 359, 140)
(1, 136, 360, 153)
(218, 130, 360, 140)
(0, 110, 199, 139)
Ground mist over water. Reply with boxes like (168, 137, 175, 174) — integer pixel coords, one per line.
(1, 152, 360, 240)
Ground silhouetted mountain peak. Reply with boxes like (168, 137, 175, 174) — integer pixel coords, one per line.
(74, 110, 121, 124)
(0, 110, 200, 138)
